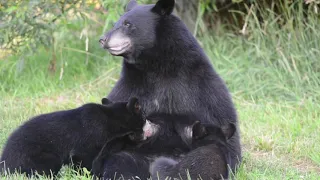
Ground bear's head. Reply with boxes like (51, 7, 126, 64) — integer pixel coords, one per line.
(101, 97, 145, 133)
(173, 119, 236, 147)
(99, 0, 179, 64)
(189, 122, 236, 146)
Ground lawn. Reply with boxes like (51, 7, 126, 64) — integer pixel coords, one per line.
(0, 12, 319, 180)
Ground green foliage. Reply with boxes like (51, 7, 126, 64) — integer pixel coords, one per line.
(99, 0, 152, 32)
(200, 8, 320, 102)
(0, 0, 320, 179)
(100, 0, 127, 32)
(0, 0, 90, 54)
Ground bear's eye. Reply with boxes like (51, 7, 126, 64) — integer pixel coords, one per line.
(123, 20, 131, 27)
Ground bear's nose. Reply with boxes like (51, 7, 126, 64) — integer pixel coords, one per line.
(99, 38, 106, 46)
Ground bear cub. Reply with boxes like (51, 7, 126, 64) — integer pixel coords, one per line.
(0, 97, 144, 177)
(149, 119, 236, 180)
(93, 113, 235, 180)
(91, 114, 195, 180)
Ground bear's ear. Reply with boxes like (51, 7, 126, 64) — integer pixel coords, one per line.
(101, 98, 112, 105)
(152, 0, 175, 16)
(126, 0, 138, 12)
(221, 123, 236, 140)
(126, 97, 141, 114)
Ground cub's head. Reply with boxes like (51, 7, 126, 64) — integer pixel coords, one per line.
(99, 0, 176, 63)
(182, 121, 236, 146)
(101, 97, 145, 133)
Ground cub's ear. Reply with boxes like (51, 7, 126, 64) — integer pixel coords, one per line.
(126, 0, 138, 12)
(221, 123, 236, 140)
(126, 97, 141, 114)
(101, 98, 112, 105)
(152, 0, 175, 16)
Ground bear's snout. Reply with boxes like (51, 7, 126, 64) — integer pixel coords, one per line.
(99, 35, 110, 48)
(99, 31, 132, 56)
(99, 38, 106, 46)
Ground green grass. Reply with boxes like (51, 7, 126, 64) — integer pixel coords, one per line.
(1, 8, 320, 180)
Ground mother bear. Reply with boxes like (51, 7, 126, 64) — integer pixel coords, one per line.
(99, 0, 241, 177)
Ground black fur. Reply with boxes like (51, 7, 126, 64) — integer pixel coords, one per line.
(150, 122, 236, 180)
(96, 113, 235, 180)
(100, 0, 241, 177)
(134, 113, 195, 156)
(0, 98, 144, 177)
(97, 113, 193, 180)
(91, 135, 149, 180)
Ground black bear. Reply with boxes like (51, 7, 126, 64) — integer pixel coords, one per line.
(99, 0, 241, 177)
(0, 97, 144, 177)
(93, 113, 235, 180)
(149, 121, 236, 180)
(92, 114, 194, 179)
(91, 134, 150, 179)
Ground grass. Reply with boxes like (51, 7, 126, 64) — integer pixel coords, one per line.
(1, 6, 320, 180)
